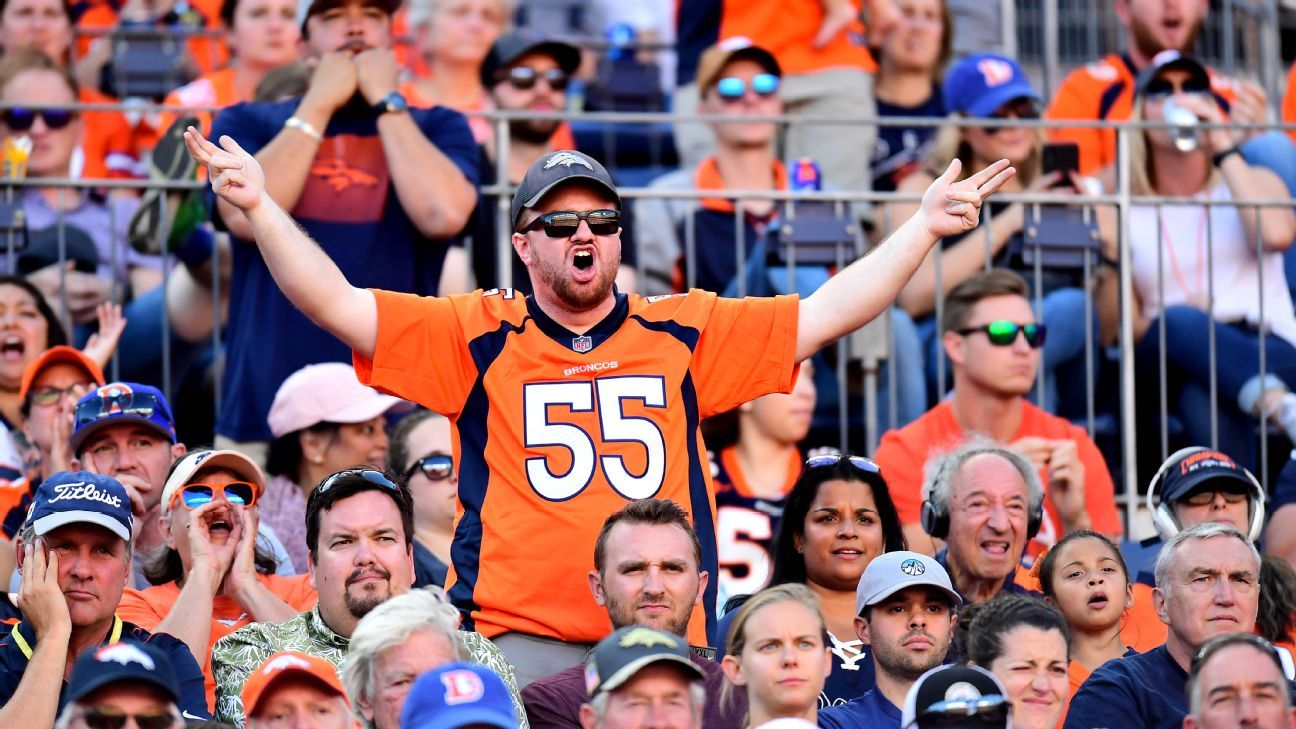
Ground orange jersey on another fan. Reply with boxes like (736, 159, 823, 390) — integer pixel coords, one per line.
(354, 288, 800, 645)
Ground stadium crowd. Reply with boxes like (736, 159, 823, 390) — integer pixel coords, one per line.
(0, 0, 1294, 727)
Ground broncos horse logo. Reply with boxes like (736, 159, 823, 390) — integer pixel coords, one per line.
(310, 158, 381, 193)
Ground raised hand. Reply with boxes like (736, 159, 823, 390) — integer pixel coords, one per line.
(82, 302, 126, 369)
(184, 128, 265, 214)
(186, 501, 240, 590)
(919, 158, 1016, 240)
(19, 540, 70, 640)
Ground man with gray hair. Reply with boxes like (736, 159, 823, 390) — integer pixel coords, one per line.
(341, 586, 507, 729)
(579, 626, 706, 729)
(919, 438, 1045, 605)
(1184, 633, 1296, 729)
(1065, 522, 1263, 729)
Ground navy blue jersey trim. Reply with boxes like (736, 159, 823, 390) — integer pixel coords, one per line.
(525, 290, 629, 353)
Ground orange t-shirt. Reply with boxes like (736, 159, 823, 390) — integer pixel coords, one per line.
(79, 87, 139, 179)
(716, 0, 876, 76)
(74, 0, 229, 75)
(354, 288, 801, 644)
(1045, 53, 1240, 175)
(1282, 62, 1296, 148)
(117, 573, 318, 708)
(159, 66, 239, 139)
(873, 400, 1122, 558)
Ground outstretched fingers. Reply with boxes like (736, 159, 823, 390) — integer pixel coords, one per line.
(183, 127, 219, 165)
(964, 158, 1012, 188)
(976, 165, 1017, 198)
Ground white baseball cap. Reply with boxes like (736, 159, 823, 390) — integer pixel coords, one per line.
(160, 449, 266, 517)
(856, 551, 962, 615)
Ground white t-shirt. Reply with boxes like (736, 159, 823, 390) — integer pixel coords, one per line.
(1128, 181, 1296, 346)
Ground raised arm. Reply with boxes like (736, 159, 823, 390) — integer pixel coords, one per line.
(185, 127, 379, 359)
(796, 158, 1015, 361)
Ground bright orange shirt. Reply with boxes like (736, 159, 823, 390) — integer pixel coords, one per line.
(1282, 62, 1296, 147)
(159, 66, 238, 139)
(1045, 53, 1240, 175)
(74, 0, 229, 75)
(717, 0, 876, 75)
(79, 87, 139, 179)
(354, 288, 801, 644)
(873, 400, 1123, 558)
(117, 573, 318, 709)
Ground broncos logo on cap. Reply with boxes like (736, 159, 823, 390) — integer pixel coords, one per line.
(618, 627, 679, 650)
(944, 681, 982, 702)
(94, 643, 155, 670)
(95, 383, 134, 415)
(441, 669, 485, 705)
(543, 151, 593, 170)
(976, 58, 1014, 87)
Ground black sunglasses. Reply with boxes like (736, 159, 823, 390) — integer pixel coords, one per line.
(805, 453, 882, 475)
(2, 107, 75, 131)
(906, 696, 1011, 728)
(498, 66, 570, 92)
(519, 209, 620, 237)
(76, 707, 177, 729)
(315, 468, 400, 496)
(405, 453, 454, 482)
(73, 391, 169, 430)
(984, 97, 1040, 134)
(1144, 77, 1211, 102)
(956, 320, 1047, 348)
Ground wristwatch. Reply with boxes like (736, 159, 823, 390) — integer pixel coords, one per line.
(1212, 146, 1242, 167)
(373, 91, 409, 116)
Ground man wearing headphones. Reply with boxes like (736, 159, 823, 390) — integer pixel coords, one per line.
(918, 438, 1043, 605)
(1126, 447, 1267, 586)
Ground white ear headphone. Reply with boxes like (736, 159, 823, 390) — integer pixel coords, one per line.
(1146, 446, 1266, 542)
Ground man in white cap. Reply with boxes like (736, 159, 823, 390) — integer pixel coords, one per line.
(819, 551, 961, 729)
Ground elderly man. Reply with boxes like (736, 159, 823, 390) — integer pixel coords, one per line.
(579, 626, 706, 729)
(211, 469, 525, 728)
(55, 640, 186, 729)
(523, 498, 743, 724)
(341, 587, 474, 729)
(0, 471, 208, 725)
(1184, 633, 1296, 729)
(242, 651, 354, 729)
(819, 551, 961, 728)
(917, 438, 1044, 605)
(402, 663, 518, 729)
(1065, 523, 1263, 729)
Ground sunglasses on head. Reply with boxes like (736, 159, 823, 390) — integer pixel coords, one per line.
(519, 209, 620, 237)
(170, 481, 258, 511)
(405, 453, 454, 482)
(805, 453, 882, 475)
(907, 697, 1011, 728)
(74, 391, 169, 430)
(714, 73, 780, 101)
(2, 107, 75, 131)
(498, 65, 570, 92)
(957, 320, 1048, 348)
(314, 468, 400, 496)
(1144, 76, 1211, 102)
(75, 707, 177, 729)
(984, 97, 1040, 134)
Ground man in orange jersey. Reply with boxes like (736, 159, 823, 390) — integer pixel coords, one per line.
(184, 124, 1014, 671)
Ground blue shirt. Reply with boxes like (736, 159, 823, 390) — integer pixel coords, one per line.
(1272, 456, 1296, 511)
(0, 616, 210, 719)
(1064, 644, 1187, 729)
(210, 98, 479, 441)
(819, 687, 902, 729)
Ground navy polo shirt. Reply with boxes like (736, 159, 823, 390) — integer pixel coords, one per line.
(0, 616, 210, 719)
(819, 688, 902, 729)
(1063, 644, 1187, 729)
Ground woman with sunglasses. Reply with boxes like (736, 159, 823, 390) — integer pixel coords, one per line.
(1098, 52, 1296, 455)
(886, 53, 1109, 413)
(720, 454, 906, 708)
(387, 409, 457, 588)
(117, 449, 318, 710)
(721, 583, 832, 726)
(961, 593, 1071, 729)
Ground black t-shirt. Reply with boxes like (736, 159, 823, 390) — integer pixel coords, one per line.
(872, 86, 946, 193)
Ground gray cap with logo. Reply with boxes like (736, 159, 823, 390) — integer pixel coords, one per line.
(855, 550, 963, 615)
(510, 150, 621, 231)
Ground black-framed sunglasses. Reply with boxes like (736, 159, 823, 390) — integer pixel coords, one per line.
(984, 97, 1041, 134)
(2, 107, 76, 131)
(76, 707, 177, 729)
(805, 453, 882, 475)
(405, 453, 454, 482)
(519, 209, 620, 237)
(73, 391, 168, 430)
(1144, 76, 1211, 102)
(956, 320, 1047, 348)
(905, 696, 1011, 728)
(497, 65, 571, 92)
(1179, 484, 1250, 507)
(314, 468, 400, 496)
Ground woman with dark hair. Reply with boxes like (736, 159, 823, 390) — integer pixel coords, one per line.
(387, 408, 457, 587)
(963, 593, 1071, 729)
(0, 275, 66, 427)
(1258, 555, 1296, 649)
(723, 453, 906, 708)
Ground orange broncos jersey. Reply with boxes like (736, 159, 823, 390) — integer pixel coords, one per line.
(1046, 53, 1239, 175)
(354, 288, 800, 644)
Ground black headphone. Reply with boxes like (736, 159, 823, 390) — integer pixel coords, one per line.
(920, 484, 1044, 540)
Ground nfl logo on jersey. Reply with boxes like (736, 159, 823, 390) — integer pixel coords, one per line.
(573, 335, 593, 353)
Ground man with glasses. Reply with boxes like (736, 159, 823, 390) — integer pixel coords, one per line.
(54, 640, 188, 729)
(209, 469, 524, 728)
(0, 472, 208, 725)
(1184, 633, 1296, 729)
(875, 269, 1120, 556)
(185, 83, 1014, 673)
(386, 409, 456, 588)
(469, 32, 638, 296)
(1066, 522, 1262, 729)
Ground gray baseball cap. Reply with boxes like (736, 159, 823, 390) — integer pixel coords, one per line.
(510, 150, 621, 231)
(584, 626, 705, 698)
(855, 551, 962, 615)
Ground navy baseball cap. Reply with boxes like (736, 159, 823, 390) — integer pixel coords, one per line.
(400, 662, 516, 729)
(943, 53, 1041, 118)
(584, 626, 706, 698)
(481, 31, 581, 88)
(67, 641, 179, 705)
(1159, 448, 1257, 503)
(70, 382, 177, 455)
(1134, 50, 1211, 98)
(26, 471, 132, 541)
(902, 664, 1010, 729)
(510, 150, 620, 230)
